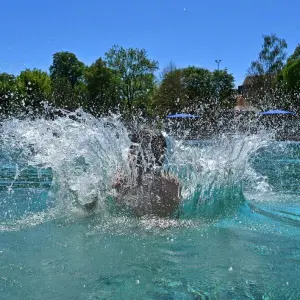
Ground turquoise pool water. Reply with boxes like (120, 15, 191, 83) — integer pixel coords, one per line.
(0, 116, 300, 299)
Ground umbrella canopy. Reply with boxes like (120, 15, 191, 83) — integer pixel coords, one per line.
(166, 113, 200, 119)
(259, 109, 296, 116)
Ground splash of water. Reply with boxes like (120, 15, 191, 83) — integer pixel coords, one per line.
(0, 110, 131, 217)
(165, 132, 273, 218)
(0, 110, 275, 228)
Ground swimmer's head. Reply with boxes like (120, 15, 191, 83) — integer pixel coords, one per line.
(129, 129, 167, 171)
(236, 94, 247, 106)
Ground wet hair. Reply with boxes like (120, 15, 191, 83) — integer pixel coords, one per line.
(129, 129, 167, 172)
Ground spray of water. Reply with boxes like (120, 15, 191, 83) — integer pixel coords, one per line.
(165, 131, 273, 218)
(0, 110, 275, 229)
(0, 110, 131, 217)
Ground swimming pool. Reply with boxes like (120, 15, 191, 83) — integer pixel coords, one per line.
(0, 116, 300, 299)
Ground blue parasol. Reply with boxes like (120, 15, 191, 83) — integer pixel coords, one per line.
(258, 110, 296, 116)
(166, 113, 200, 119)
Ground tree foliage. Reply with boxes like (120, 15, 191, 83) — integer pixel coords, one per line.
(17, 69, 51, 99)
(152, 69, 184, 115)
(105, 45, 159, 113)
(160, 61, 177, 80)
(248, 34, 287, 76)
(84, 58, 120, 115)
(153, 67, 235, 116)
(49, 52, 86, 110)
(287, 44, 300, 64)
(50, 52, 85, 87)
(245, 34, 288, 109)
(283, 59, 300, 89)
(51, 77, 78, 110)
(212, 70, 235, 108)
(1, 37, 297, 119)
(0, 73, 18, 116)
(16, 69, 51, 115)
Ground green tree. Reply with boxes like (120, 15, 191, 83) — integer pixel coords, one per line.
(281, 58, 300, 110)
(152, 69, 184, 116)
(49, 52, 86, 110)
(50, 52, 85, 87)
(287, 44, 300, 64)
(180, 67, 215, 113)
(283, 59, 300, 89)
(274, 44, 300, 110)
(160, 61, 177, 80)
(105, 45, 159, 114)
(0, 73, 19, 117)
(51, 77, 78, 110)
(153, 66, 234, 116)
(17, 69, 51, 115)
(84, 58, 120, 115)
(248, 34, 287, 77)
(246, 34, 288, 109)
(212, 69, 235, 108)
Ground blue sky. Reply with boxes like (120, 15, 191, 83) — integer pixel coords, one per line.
(0, 0, 299, 86)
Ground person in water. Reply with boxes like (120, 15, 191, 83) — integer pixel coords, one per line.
(84, 128, 181, 217)
(112, 129, 181, 218)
